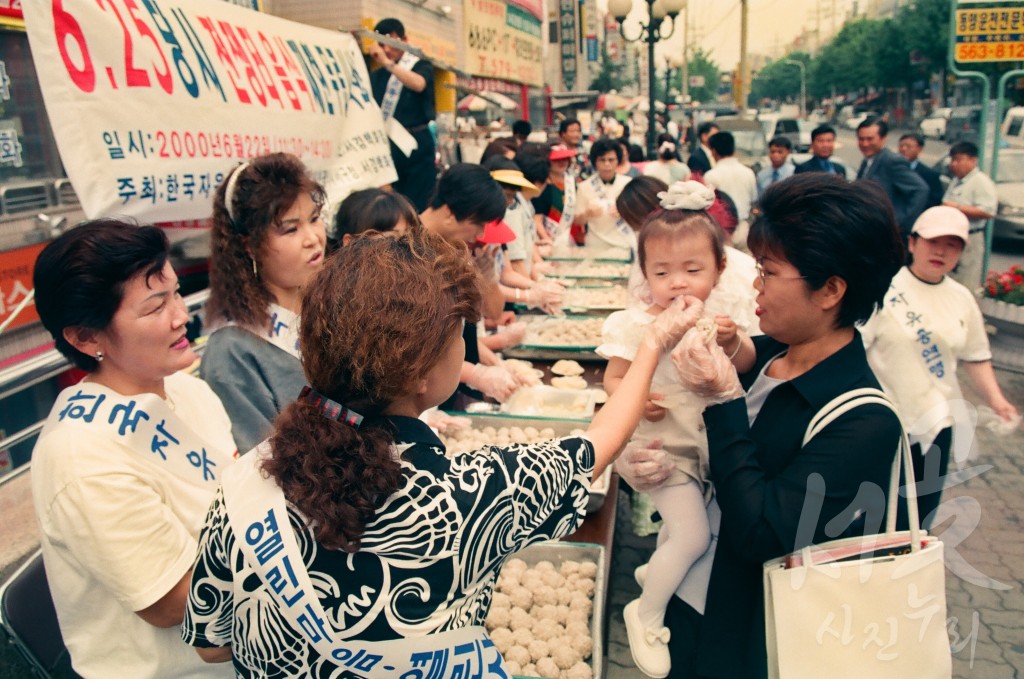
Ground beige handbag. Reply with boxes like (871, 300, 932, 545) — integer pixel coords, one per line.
(763, 388, 952, 679)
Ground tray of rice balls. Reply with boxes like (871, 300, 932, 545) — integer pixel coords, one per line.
(547, 243, 632, 262)
(505, 316, 606, 361)
(486, 541, 605, 679)
(547, 260, 631, 282)
(512, 285, 629, 316)
(437, 413, 612, 514)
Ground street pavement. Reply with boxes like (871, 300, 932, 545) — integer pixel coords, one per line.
(603, 363, 1024, 679)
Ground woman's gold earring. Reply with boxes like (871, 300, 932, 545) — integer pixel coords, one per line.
(252, 258, 258, 276)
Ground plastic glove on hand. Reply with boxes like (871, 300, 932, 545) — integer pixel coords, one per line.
(615, 439, 673, 492)
(645, 295, 705, 352)
(525, 280, 566, 315)
(465, 363, 519, 402)
(672, 318, 744, 403)
(496, 321, 527, 348)
(421, 409, 471, 433)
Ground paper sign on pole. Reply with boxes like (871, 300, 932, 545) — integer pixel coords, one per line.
(22, 1, 396, 223)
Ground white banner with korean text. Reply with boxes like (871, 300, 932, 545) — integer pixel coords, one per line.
(23, 1, 396, 223)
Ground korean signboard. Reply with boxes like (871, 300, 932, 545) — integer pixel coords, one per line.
(559, 0, 577, 91)
(465, 0, 543, 86)
(954, 6, 1024, 62)
(22, 0, 396, 223)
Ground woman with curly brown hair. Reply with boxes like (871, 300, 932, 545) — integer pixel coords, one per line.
(182, 228, 701, 676)
(201, 153, 326, 453)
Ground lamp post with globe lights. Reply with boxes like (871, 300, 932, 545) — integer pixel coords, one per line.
(608, 0, 686, 159)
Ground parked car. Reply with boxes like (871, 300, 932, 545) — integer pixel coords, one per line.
(946, 105, 982, 145)
(919, 107, 952, 140)
(758, 115, 804, 151)
(933, 148, 1024, 243)
(1002, 106, 1024, 148)
(713, 117, 769, 174)
(844, 110, 883, 130)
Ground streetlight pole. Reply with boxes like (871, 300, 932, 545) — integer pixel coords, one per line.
(783, 58, 806, 118)
(609, 0, 685, 159)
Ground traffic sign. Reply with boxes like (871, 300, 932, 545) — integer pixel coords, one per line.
(954, 6, 1024, 63)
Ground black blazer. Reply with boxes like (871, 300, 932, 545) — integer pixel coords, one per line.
(695, 333, 902, 679)
(857, 148, 928, 237)
(688, 146, 712, 175)
(794, 156, 847, 177)
(913, 161, 945, 210)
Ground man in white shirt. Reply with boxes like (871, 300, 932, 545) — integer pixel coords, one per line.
(704, 131, 758, 250)
(943, 140, 998, 290)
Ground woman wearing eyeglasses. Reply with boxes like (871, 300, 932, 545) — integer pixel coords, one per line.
(620, 173, 906, 679)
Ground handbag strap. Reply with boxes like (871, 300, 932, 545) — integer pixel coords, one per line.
(802, 387, 922, 550)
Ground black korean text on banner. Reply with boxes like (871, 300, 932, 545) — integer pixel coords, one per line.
(26, 0, 397, 223)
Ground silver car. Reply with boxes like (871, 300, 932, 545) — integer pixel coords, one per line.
(993, 150, 1024, 243)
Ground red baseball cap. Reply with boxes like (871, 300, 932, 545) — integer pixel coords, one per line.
(549, 144, 576, 161)
(477, 219, 517, 245)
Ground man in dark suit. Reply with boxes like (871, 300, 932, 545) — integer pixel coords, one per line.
(855, 117, 928, 238)
(793, 125, 847, 177)
(898, 132, 944, 209)
(687, 121, 719, 176)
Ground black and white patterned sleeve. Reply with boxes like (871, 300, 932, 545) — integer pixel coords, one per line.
(181, 487, 235, 649)
(452, 435, 595, 552)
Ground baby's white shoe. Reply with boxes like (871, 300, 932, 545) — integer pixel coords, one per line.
(623, 599, 671, 678)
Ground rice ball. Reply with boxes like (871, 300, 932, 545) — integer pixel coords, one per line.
(489, 627, 513, 655)
(573, 577, 596, 598)
(522, 663, 537, 677)
(491, 591, 511, 609)
(578, 561, 598, 578)
(536, 657, 561, 678)
(556, 588, 574, 606)
(534, 604, 560, 622)
(485, 607, 510, 631)
(504, 558, 528, 573)
(527, 638, 550, 662)
(533, 585, 558, 607)
(510, 625, 534, 647)
(505, 660, 522, 676)
(568, 593, 592, 616)
(509, 607, 533, 632)
(551, 643, 581, 669)
(532, 618, 564, 641)
(570, 633, 593, 659)
(505, 645, 530, 666)
(535, 560, 557, 573)
(566, 609, 589, 626)
(566, 660, 594, 679)
(508, 585, 534, 610)
(553, 604, 571, 624)
(542, 570, 565, 589)
(565, 621, 590, 638)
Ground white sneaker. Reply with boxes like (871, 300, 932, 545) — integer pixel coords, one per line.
(623, 599, 671, 678)
(634, 563, 648, 588)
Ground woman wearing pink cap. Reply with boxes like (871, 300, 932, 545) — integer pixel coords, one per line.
(861, 205, 1019, 529)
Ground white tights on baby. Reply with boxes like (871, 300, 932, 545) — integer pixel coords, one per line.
(637, 480, 711, 630)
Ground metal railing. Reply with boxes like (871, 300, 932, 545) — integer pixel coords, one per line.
(0, 289, 210, 486)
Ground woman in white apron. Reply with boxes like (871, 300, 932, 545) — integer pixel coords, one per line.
(202, 153, 327, 453)
(31, 220, 236, 679)
(182, 228, 701, 676)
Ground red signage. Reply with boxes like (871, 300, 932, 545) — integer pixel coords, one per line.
(0, 241, 45, 333)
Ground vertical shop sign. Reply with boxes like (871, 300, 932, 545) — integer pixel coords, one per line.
(559, 0, 577, 90)
(583, 0, 599, 62)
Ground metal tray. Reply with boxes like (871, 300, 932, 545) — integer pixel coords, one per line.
(501, 541, 606, 679)
(440, 412, 612, 513)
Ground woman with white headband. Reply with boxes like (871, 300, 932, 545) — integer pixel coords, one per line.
(202, 153, 327, 454)
(643, 133, 691, 185)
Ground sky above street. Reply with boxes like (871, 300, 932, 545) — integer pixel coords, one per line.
(608, 0, 855, 70)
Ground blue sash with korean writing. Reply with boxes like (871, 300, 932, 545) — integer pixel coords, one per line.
(217, 303, 301, 360)
(379, 52, 420, 158)
(587, 175, 635, 245)
(222, 445, 509, 678)
(49, 381, 221, 486)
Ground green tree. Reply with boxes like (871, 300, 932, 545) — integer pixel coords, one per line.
(751, 52, 810, 103)
(810, 19, 883, 97)
(685, 48, 720, 103)
(590, 39, 625, 93)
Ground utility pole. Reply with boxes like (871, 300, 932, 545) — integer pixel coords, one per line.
(681, 6, 689, 105)
(737, 0, 748, 109)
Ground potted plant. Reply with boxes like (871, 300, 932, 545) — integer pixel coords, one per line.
(982, 264, 1024, 323)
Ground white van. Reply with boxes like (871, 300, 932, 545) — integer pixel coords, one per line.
(1003, 106, 1024, 148)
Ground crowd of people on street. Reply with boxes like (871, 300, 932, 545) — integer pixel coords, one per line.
(22, 16, 1020, 679)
